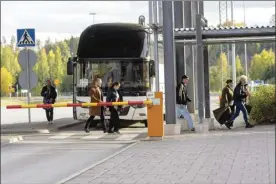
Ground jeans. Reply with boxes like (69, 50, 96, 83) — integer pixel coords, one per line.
(45, 108, 54, 122)
(229, 101, 248, 123)
(109, 107, 120, 132)
(176, 104, 194, 129)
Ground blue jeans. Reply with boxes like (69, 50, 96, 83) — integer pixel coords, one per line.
(230, 101, 248, 123)
(176, 104, 194, 129)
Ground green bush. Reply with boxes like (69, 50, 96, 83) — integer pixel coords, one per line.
(249, 85, 276, 124)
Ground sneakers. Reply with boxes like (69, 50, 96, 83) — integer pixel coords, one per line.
(84, 128, 90, 133)
(224, 121, 232, 129)
(190, 128, 195, 132)
(245, 123, 254, 128)
(48, 121, 53, 124)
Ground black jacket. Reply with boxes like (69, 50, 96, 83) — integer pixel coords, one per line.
(233, 83, 247, 102)
(106, 88, 123, 102)
(176, 82, 191, 105)
(41, 85, 57, 104)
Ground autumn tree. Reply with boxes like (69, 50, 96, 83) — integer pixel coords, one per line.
(217, 52, 228, 89)
(236, 55, 244, 77)
(250, 49, 275, 80)
(1, 67, 13, 95)
(47, 50, 56, 80)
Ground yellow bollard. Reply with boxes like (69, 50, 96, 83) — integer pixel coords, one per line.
(147, 92, 164, 138)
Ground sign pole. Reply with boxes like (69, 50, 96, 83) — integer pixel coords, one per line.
(26, 47, 32, 126)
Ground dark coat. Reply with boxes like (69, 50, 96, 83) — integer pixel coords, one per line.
(220, 85, 233, 107)
(176, 82, 191, 105)
(106, 88, 123, 102)
(233, 83, 247, 102)
(89, 85, 103, 116)
(41, 85, 57, 104)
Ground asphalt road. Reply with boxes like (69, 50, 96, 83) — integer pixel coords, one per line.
(1, 139, 131, 184)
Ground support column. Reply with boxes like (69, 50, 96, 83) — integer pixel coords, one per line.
(196, 14, 205, 124)
(174, 1, 185, 84)
(162, 1, 176, 124)
(184, 1, 195, 113)
(192, 1, 199, 110)
(199, 1, 211, 118)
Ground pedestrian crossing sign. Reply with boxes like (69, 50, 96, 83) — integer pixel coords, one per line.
(17, 29, 35, 47)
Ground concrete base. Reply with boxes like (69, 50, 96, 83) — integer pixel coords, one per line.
(147, 137, 163, 141)
(164, 124, 181, 136)
(176, 119, 189, 131)
(206, 118, 215, 130)
(194, 122, 209, 133)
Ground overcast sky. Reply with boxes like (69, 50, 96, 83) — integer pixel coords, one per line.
(1, 1, 275, 44)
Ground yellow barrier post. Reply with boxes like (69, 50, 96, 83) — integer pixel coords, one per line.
(147, 92, 164, 139)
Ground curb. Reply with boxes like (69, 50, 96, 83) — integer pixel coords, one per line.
(56, 141, 140, 184)
(1, 121, 84, 135)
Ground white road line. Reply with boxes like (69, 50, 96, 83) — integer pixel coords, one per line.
(115, 134, 139, 141)
(48, 133, 76, 139)
(81, 134, 106, 140)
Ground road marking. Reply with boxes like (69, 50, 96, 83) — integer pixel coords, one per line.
(81, 134, 106, 140)
(115, 134, 139, 141)
(48, 133, 76, 139)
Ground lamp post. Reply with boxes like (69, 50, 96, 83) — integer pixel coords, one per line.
(89, 12, 97, 24)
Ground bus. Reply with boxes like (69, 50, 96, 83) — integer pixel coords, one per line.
(66, 22, 162, 127)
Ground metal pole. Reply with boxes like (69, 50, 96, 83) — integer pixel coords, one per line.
(184, 1, 195, 113)
(231, 1, 236, 86)
(243, 1, 248, 76)
(174, 1, 185, 84)
(26, 48, 31, 125)
(153, 1, 159, 91)
(149, 1, 153, 25)
(162, 1, 176, 124)
(158, 1, 163, 26)
(196, 14, 205, 123)
(192, 1, 199, 110)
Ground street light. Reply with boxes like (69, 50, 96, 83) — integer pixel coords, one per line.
(89, 12, 97, 24)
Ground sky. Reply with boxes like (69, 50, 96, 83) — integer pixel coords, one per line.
(1, 1, 275, 44)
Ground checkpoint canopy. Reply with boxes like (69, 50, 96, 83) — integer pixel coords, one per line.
(174, 25, 276, 43)
(17, 29, 36, 47)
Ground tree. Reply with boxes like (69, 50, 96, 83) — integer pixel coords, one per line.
(236, 55, 244, 77)
(217, 52, 228, 88)
(47, 50, 56, 80)
(54, 46, 64, 82)
(1, 67, 13, 95)
(250, 49, 275, 80)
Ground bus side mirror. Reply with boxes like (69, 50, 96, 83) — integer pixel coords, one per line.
(67, 58, 74, 75)
(149, 60, 156, 77)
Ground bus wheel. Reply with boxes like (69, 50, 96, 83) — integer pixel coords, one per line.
(143, 120, 148, 128)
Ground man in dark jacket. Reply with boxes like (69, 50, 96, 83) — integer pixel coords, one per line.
(225, 75, 254, 129)
(41, 79, 57, 124)
(176, 75, 195, 131)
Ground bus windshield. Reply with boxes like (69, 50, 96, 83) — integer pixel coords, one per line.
(76, 60, 150, 97)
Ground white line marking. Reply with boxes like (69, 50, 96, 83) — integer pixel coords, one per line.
(115, 134, 139, 141)
(81, 134, 106, 140)
(48, 133, 76, 139)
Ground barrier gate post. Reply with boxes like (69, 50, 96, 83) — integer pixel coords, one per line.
(147, 92, 164, 139)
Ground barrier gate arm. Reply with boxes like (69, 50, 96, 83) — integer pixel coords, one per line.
(6, 100, 153, 109)
(6, 92, 164, 139)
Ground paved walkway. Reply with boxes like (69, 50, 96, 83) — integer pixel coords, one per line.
(62, 125, 275, 184)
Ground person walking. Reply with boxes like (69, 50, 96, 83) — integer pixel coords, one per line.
(106, 82, 122, 134)
(176, 75, 195, 132)
(220, 79, 235, 127)
(41, 79, 57, 124)
(225, 75, 254, 129)
(84, 78, 107, 133)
